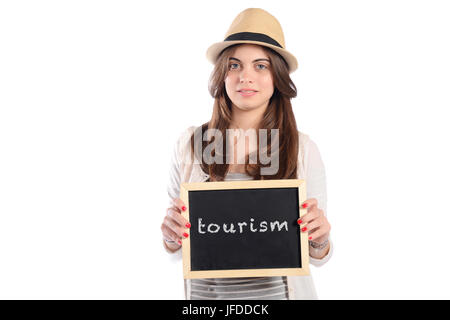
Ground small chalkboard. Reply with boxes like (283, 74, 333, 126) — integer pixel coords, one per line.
(180, 179, 309, 279)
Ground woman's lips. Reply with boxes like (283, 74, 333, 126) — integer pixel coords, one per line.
(238, 90, 258, 97)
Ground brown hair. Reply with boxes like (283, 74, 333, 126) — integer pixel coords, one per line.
(190, 44, 299, 181)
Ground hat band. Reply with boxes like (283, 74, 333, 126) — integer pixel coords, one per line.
(224, 32, 283, 48)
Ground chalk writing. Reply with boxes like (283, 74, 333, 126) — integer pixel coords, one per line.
(198, 218, 288, 235)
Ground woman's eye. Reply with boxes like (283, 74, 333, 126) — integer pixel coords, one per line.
(229, 63, 268, 70)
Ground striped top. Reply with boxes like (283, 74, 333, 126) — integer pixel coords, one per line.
(190, 171, 289, 300)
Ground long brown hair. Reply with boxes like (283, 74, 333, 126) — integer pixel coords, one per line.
(190, 44, 299, 181)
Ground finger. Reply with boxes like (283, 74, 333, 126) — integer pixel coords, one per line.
(161, 223, 183, 244)
(308, 224, 331, 242)
(167, 207, 191, 229)
(171, 198, 187, 213)
(300, 198, 318, 210)
(299, 207, 322, 225)
(300, 216, 324, 233)
(164, 216, 189, 239)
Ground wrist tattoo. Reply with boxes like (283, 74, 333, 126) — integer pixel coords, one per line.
(309, 239, 329, 250)
(163, 237, 176, 244)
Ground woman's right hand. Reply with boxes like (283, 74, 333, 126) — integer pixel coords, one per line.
(161, 198, 191, 249)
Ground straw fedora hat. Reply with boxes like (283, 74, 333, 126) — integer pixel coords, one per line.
(206, 8, 298, 73)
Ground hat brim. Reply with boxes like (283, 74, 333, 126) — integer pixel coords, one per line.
(206, 40, 298, 73)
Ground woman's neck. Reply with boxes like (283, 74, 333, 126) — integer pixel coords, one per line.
(229, 103, 267, 131)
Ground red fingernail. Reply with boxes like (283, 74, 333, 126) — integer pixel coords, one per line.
(297, 219, 302, 225)
(302, 203, 308, 208)
(186, 222, 191, 228)
(178, 240, 182, 245)
(183, 232, 189, 238)
(308, 236, 312, 240)
(182, 206, 187, 211)
(301, 227, 307, 232)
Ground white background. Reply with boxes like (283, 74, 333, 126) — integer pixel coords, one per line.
(1, 0, 449, 299)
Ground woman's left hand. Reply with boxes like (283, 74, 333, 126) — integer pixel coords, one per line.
(297, 198, 331, 244)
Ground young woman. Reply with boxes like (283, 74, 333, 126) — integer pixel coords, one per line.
(161, 8, 333, 299)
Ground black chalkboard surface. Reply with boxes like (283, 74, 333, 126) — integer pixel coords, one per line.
(180, 179, 309, 279)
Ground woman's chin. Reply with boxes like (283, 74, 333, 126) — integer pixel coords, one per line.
(232, 104, 261, 112)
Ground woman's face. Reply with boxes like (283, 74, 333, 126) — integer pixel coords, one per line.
(224, 44, 274, 113)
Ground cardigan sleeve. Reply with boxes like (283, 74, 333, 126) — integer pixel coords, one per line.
(303, 137, 334, 267)
(166, 126, 198, 204)
(163, 128, 191, 258)
(166, 134, 182, 206)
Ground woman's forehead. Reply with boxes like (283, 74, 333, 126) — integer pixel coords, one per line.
(230, 44, 270, 60)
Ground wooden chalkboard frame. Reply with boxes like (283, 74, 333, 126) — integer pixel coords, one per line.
(180, 179, 310, 279)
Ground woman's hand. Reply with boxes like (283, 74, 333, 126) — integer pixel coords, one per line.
(298, 198, 331, 248)
(161, 198, 191, 250)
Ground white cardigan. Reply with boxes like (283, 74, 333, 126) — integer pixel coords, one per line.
(165, 125, 333, 300)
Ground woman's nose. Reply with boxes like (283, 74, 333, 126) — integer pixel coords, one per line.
(239, 68, 253, 83)
(239, 70, 254, 83)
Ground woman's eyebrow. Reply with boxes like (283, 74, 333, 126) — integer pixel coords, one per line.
(230, 57, 270, 63)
